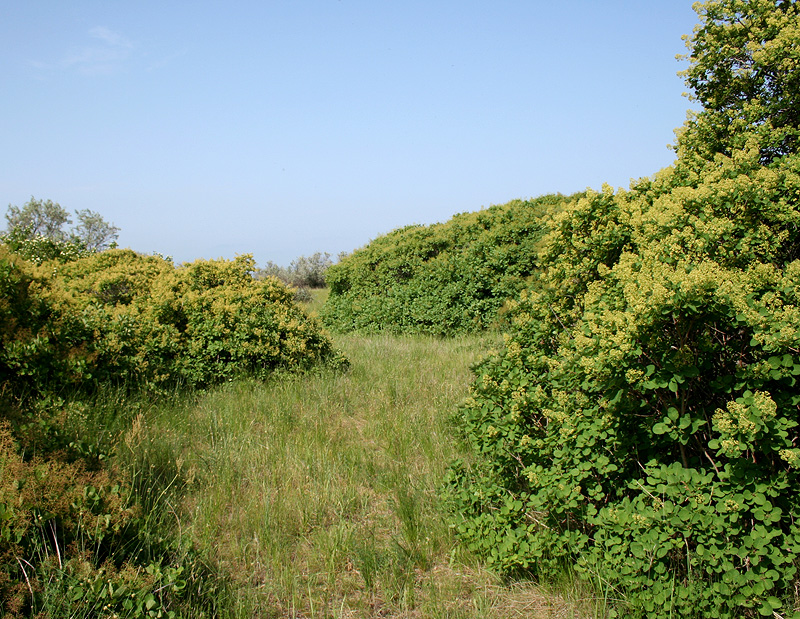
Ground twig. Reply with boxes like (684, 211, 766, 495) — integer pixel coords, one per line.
(547, 305, 567, 330)
(16, 557, 34, 601)
(703, 448, 721, 477)
(49, 520, 62, 569)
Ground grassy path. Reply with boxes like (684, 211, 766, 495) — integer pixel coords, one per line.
(128, 333, 591, 617)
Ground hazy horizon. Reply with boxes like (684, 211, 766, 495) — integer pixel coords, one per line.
(2, 1, 700, 266)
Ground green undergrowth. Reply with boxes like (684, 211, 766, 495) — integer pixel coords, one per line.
(94, 333, 599, 618)
(0, 248, 346, 617)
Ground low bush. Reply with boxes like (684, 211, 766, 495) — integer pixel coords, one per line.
(31, 250, 345, 390)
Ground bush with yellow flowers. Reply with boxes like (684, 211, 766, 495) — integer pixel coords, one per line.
(447, 2, 800, 617)
(0, 245, 345, 617)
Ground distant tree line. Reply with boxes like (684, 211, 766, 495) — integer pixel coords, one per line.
(255, 251, 340, 290)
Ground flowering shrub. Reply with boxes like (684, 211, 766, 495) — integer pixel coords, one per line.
(0, 246, 345, 616)
(0, 246, 95, 402)
(43, 250, 346, 388)
(448, 146, 800, 617)
(447, 1, 800, 616)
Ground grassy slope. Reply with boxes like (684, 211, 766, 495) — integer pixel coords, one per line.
(120, 332, 598, 618)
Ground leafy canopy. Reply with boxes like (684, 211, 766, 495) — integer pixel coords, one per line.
(678, 0, 800, 162)
(5, 197, 71, 240)
(3, 197, 120, 257)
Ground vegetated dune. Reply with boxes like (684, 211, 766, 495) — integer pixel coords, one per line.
(0, 246, 346, 617)
(322, 192, 580, 335)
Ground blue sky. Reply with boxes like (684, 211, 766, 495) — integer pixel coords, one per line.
(2, 1, 700, 266)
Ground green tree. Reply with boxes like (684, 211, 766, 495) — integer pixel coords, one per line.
(678, 0, 800, 162)
(73, 208, 120, 250)
(2, 197, 120, 262)
(5, 197, 71, 240)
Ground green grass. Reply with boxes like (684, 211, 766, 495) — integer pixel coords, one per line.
(302, 286, 330, 317)
(106, 333, 598, 618)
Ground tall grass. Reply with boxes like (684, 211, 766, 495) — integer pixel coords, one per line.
(109, 333, 597, 618)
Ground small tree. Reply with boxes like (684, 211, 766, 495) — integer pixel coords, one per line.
(73, 208, 120, 251)
(5, 197, 71, 240)
(2, 197, 120, 262)
(255, 253, 334, 289)
(289, 252, 332, 288)
(256, 261, 291, 284)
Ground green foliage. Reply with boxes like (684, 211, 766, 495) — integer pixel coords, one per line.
(679, 0, 800, 163)
(256, 251, 334, 293)
(0, 409, 230, 619)
(0, 247, 328, 409)
(0, 246, 96, 403)
(3, 197, 120, 261)
(447, 1, 800, 617)
(72, 208, 121, 251)
(117, 332, 570, 617)
(0, 418, 159, 618)
(41, 249, 347, 389)
(322, 194, 574, 335)
(1, 227, 93, 265)
(448, 157, 800, 619)
(5, 198, 71, 241)
(0, 246, 346, 616)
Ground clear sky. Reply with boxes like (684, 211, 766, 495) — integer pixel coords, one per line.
(2, 1, 700, 267)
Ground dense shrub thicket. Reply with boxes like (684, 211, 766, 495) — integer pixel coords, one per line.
(322, 194, 574, 335)
(2, 249, 344, 399)
(54, 250, 344, 386)
(447, 1, 800, 617)
(0, 246, 344, 617)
